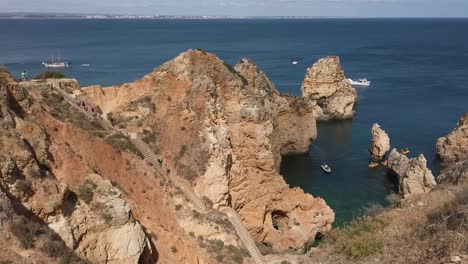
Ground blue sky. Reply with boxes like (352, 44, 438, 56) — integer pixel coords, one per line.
(1, 0, 468, 17)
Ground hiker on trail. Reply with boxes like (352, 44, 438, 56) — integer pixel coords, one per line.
(21, 71, 26, 81)
(158, 157, 163, 167)
(166, 168, 170, 175)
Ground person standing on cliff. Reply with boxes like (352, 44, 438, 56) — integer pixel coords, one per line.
(21, 71, 25, 81)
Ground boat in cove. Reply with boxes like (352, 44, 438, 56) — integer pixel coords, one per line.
(321, 163, 332, 173)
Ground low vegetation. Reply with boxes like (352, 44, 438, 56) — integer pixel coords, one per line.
(105, 132, 144, 159)
(78, 179, 96, 204)
(33, 71, 66, 80)
(198, 238, 248, 264)
(10, 216, 88, 263)
(326, 218, 388, 259)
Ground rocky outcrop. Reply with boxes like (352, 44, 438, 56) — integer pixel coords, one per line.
(370, 123, 391, 161)
(48, 174, 152, 264)
(301, 56, 358, 120)
(83, 50, 334, 251)
(438, 161, 468, 185)
(387, 149, 437, 196)
(0, 72, 154, 263)
(436, 113, 468, 164)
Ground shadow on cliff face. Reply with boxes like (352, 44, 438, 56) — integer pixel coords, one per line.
(139, 225, 159, 264)
(4, 193, 89, 263)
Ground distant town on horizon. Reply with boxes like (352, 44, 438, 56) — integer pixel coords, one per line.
(1, 12, 467, 19)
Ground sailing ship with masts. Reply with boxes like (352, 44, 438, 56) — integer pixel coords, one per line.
(42, 51, 69, 68)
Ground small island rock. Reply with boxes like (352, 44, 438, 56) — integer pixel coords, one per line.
(370, 123, 391, 161)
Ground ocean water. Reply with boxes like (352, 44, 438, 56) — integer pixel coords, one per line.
(1, 19, 467, 226)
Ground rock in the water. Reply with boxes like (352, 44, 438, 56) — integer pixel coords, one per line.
(438, 160, 468, 185)
(370, 123, 391, 161)
(436, 113, 468, 164)
(301, 56, 358, 120)
(387, 149, 437, 196)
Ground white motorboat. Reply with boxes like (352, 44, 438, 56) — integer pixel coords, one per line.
(292, 61, 299, 65)
(42, 52, 69, 69)
(81, 64, 91, 67)
(321, 163, 331, 173)
(347, 78, 371, 86)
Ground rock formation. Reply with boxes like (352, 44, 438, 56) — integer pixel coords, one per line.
(387, 149, 437, 196)
(436, 113, 468, 164)
(82, 50, 334, 251)
(438, 161, 468, 185)
(370, 123, 391, 161)
(301, 56, 358, 120)
(0, 70, 156, 263)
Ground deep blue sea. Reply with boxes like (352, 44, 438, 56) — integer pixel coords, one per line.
(1, 19, 467, 226)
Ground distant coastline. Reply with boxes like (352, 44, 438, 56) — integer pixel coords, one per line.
(2, 13, 467, 20)
(0, 13, 343, 20)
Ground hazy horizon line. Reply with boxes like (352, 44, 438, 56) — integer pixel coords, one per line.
(1, 12, 467, 19)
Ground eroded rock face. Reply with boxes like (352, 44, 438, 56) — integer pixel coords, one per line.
(436, 113, 468, 164)
(387, 149, 437, 196)
(370, 123, 391, 161)
(438, 161, 468, 185)
(83, 50, 334, 251)
(48, 174, 152, 264)
(301, 56, 358, 120)
(0, 72, 153, 264)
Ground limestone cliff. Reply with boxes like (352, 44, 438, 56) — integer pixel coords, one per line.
(436, 113, 468, 164)
(370, 123, 391, 161)
(0, 72, 156, 263)
(301, 56, 358, 120)
(82, 50, 334, 251)
(387, 149, 437, 196)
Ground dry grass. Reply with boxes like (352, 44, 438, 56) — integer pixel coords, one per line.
(315, 185, 468, 263)
(325, 218, 388, 259)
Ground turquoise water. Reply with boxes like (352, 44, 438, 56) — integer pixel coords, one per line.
(1, 19, 467, 225)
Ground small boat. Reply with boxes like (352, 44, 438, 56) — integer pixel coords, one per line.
(81, 64, 91, 67)
(292, 61, 299, 65)
(42, 52, 69, 69)
(400, 148, 410, 155)
(347, 78, 371, 86)
(321, 163, 331, 173)
(369, 162, 380, 168)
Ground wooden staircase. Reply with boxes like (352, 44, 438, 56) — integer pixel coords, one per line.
(48, 83, 264, 264)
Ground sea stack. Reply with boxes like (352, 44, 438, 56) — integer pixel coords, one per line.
(301, 56, 358, 120)
(387, 149, 437, 197)
(436, 113, 468, 164)
(370, 123, 391, 161)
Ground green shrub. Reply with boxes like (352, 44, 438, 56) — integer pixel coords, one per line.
(105, 132, 144, 159)
(14, 179, 32, 195)
(175, 204, 183, 211)
(33, 71, 66, 80)
(78, 182, 94, 204)
(24, 166, 40, 178)
(10, 216, 44, 248)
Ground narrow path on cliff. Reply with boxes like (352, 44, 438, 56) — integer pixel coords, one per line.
(45, 82, 265, 264)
